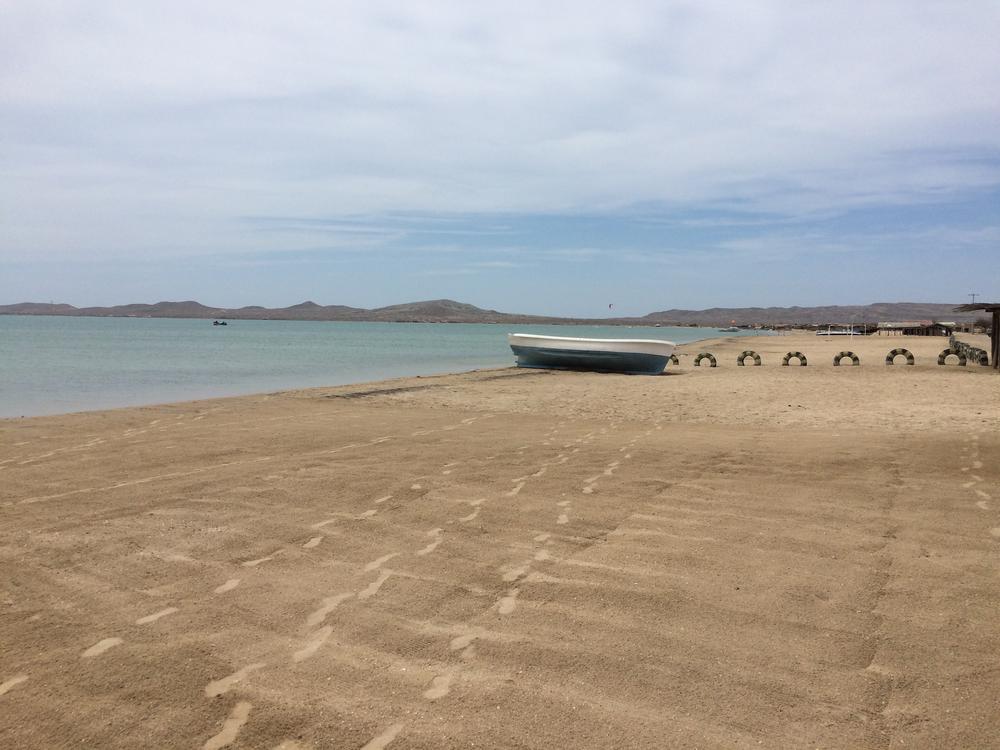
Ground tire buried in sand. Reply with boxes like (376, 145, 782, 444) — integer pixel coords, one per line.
(937, 349, 967, 366)
(782, 351, 807, 366)
(885, 348, 915, 366)
(833, 351, 860, 367)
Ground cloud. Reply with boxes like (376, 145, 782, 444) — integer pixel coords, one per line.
(1, 0, 999, 268)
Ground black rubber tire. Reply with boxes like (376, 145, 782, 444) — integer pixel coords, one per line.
(833, 351, 860, 366)
(937, 349, 967, 366)
(781, 351, 807, 366)
(885, 348, 915, 366)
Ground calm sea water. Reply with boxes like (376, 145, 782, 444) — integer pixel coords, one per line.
(0, 316, 761, 417)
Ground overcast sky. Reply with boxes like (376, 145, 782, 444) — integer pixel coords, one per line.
(3, 1, 999, 316)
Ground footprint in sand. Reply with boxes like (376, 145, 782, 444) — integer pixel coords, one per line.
(205, 663, 266, 698)
(364, 553, 400, 572)
(374, 495, 393, 504)
(135, 607, 178, 625)
(82, 637, 123, 658)
(557, 500, 571, 507)
(502, 563, 531, 582)
(557, 514, 569, 525)
(498, 588, 519, 615)
(0, 675, 29, 696)
(357, 571, 393, 600)
(975, 489, 992, 500)
(203, 701, 252, 750)
(450, 628, 484, 652)
(972, 460, 984, 469)
(357, 509, 378, 519)
(505, 482, 525, 497)
(424, 668, 459, 700)
(534, 549, 552, 562)
(292, 626, 333, 662)
(410, 484, 422, 491)
(416, 529, 444, 556)
(360, 723, 404, 750)
(534, 533, 551, 543)
(458, 508, 480, 522)
(976, 500, 990, 510)
(214, 578, 241, 594)
(310, 518, 337, 530)
(242, 551, 281, 568)
(305, 593, 353, 628)
(303, 536, 323, 549)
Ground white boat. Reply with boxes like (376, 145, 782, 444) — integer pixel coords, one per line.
(508, 333, 676, 374)
(816, 327, 858, 336)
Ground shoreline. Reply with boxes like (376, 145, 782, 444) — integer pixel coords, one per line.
(0, 326, 755, 421)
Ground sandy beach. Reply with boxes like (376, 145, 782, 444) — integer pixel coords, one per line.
(1, 332, 997, 749)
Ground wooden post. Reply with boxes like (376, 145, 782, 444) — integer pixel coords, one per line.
(993, 310, 999, 369)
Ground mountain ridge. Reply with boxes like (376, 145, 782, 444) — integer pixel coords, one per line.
(0, 299, 979, 325)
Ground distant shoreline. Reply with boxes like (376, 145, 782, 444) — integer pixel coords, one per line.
(0, 312, 695, 327)
(0, 298, 976, 328)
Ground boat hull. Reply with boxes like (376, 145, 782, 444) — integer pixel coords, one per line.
(508, 334, 675, 375)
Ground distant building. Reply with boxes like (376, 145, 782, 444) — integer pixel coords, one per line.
(877, 321, 954, 336)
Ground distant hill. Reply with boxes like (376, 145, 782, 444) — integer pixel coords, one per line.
(0, 299, 979, 325)
(643, 302, 977, 326)
(0, 299, 564, 324)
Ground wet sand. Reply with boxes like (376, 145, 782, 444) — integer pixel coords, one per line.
(1, 333, 998, 749)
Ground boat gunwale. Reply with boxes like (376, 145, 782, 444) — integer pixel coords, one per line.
(507, 333, 677, 348)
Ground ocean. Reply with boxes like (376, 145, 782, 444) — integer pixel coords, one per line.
(0, 316, 762, 418)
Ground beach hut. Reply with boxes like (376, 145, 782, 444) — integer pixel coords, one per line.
(954, 304, 999, 369)
(876, 321, 955, 336)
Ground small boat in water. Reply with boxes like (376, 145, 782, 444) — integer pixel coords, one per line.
(508, 333, 676, 375)
(719, 326, 739, 332)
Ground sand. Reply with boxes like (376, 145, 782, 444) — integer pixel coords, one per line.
(1, 332, 997, 749)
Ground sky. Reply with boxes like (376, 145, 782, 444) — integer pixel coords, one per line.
(2, 1, 999, 317)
